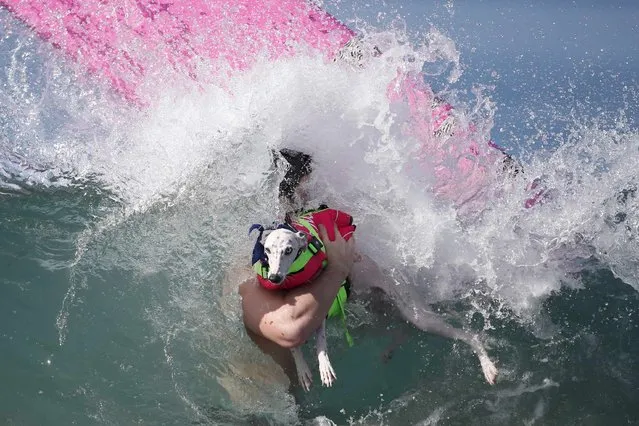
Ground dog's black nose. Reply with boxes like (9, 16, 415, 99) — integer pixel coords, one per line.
(268, 273, 283, 284)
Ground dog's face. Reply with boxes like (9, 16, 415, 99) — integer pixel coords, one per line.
(262, 228, 308, 285)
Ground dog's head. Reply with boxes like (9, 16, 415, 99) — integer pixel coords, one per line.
(262, 227, 308, 285)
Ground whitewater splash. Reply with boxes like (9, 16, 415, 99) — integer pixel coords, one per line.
(1, 2, 639, 423)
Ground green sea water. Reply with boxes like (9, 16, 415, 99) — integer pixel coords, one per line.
(2, 183, 639, 425)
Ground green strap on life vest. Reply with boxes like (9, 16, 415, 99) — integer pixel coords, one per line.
(327, 285, 354, 347)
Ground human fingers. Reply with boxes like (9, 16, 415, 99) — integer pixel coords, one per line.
(319, 224, 355, 271)
(318, 222, 340, 243)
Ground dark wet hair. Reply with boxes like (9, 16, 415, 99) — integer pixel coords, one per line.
(273, 148, 313, 202)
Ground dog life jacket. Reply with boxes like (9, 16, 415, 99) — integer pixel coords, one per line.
(249, 206, 356, 345)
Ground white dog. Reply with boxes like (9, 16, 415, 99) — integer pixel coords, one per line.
(261, 227, 336, 391)
(258, 226, 498, 390)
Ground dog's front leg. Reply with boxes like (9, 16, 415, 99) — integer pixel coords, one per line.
(316, 320, 336, 387)
(291, 347, 313, 391)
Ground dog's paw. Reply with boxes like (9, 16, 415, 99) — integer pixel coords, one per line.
(291, 347, 313, 391)
(297, 363, 313, 392)
(479, 354, 498, 385)
(318, 352, 336, 387)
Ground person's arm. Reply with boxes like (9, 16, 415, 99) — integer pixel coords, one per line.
(240, 223, 355, 348)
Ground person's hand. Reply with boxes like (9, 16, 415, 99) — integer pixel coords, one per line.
(318, 223, 356, 279)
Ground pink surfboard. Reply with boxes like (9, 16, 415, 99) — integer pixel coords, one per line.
(1, 0, 354, 102)
(1, 0, 531, 210)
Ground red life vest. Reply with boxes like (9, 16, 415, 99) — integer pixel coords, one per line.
(254, 207, 356, 291)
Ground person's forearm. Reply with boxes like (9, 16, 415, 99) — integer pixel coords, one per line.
(283, 265, 347, 344)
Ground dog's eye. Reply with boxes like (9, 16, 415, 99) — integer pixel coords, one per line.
(284, 247, 293, 255)
(265, 248, 270, 254)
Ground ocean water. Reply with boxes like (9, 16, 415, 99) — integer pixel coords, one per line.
(1, 1, 639, 425)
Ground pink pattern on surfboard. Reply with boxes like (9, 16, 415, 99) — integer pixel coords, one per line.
(387, 71, 506, 213)
(1, 0, 354, 102)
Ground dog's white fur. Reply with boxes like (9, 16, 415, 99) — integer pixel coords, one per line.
(262, 226, 499, 390)
(262, 227, 337, 390)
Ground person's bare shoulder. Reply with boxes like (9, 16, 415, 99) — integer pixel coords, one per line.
(238, 274, 258, 296)
(239, 277, 283, 317)
(221, 260, 254, 297)
(239, 276, 299, 347)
